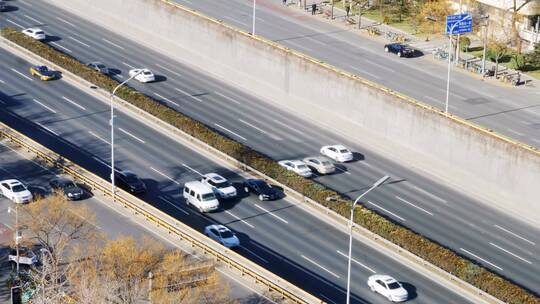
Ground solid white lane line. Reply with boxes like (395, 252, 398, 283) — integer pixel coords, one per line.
(225, 17, 249, 27)
(118, 128, 145, 144)
(460, 248, 503, 271)
(272, 119, 304, 135)
(155, 63, 183, 77)
(214, 123, 247, 141)
(225, 210, 255, 228)
(37, 123, 58, 135)
(174, 87, 203, 102)
(10, 68, 33, 81)
(506, 128, 525, 137)
(159, 196, 189, 215)
(102, 38, 125, 50)
(93, 156, 111, 168)
(33, 99, 56, 113)
(301, 255, 340, 278)
(395, 196, 434, 216)
(489, 243, 533, 264)
(181, 163, 203, 176)
(349, 66, 381, 80)
(50, 42, 72, 53)
(336, 250, 376, 273)
(531, 138, 540, 145)
(17, 0, 32, 7)
(334, 166, 352, 175)
(254, 204, 288, 224)
(61, 96, 86, 111)
(360, 161, 372, 168)
(154, 92, 179, 106)
(121, 62, 135, 69)
(6, 19, 25, 29)
(56, 17, 75, 27)
(68, 36, 90, 47)
(319, 294, 338, 304)
(88, 131, 110, 145)
(286, 40, 314, 52)
(493, 225, 536, 246)
(238, 119, 267, 134)
(406, 183, 447, 204)
(214, 91, 241, 105)
(240, 246, 268, 263)
(150, 167, 180, 185)
(368, 201, 406, 221)
(23, 14, 43, 24)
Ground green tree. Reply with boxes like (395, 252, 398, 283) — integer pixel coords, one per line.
(488, 38, 511, 77)
(525, 43, 540, 68)
(415, 0, 452, 34)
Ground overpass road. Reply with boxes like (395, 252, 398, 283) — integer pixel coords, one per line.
(172, 0, 540, 149)
(0, 46, 472, 304)
(0, 0, 539, 299)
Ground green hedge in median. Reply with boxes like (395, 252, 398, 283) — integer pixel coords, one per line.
(2, 27, 537, 304)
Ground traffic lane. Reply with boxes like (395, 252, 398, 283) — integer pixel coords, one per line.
(4, 0, 540, 150)
(0, 141, 265, 303)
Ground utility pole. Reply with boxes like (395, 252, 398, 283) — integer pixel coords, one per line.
(331, 0, 334, 20)
(481, 15, 489, 76)
(8, 206, 20, 278)
(455, 0, 463, 64)
(148, 271, 153, 304)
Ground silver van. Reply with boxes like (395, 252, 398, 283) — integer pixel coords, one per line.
(183, 181, 219, 213)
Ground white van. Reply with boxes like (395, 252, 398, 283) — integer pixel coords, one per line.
(183, 181, 219, 213)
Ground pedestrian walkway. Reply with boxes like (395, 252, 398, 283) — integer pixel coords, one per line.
(0, 223, 13, 304)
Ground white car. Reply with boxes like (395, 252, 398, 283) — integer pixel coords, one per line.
(0, 179, 32, 204)
(129, 68, 155, 83)
(204, 224, 240, 248)
(201, 173, 237, 199)
(320, 145, 354, 162)
(22, 28, 46, 41)
(367, 274, 408, 302)
(278, 160, 312, 178)
(8, 247, 39, 266)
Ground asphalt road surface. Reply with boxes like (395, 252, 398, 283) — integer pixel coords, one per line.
(171, 0, 540, 148)
(0, 139, 268, 303)
(0, 47, 474, 303)
(0, 0, 538, 300)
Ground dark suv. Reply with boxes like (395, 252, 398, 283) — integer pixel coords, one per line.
(115, 170, 146, 194)
(384, 43, 414, 57)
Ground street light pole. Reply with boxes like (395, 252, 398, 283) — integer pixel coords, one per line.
(110, 71, 142, 201)
(252, 0, 256, 35)
(445, 14, 471, 114)
(8, 206, 20, 277)
(480, 15, 490, 77)
(327, 175, 390, 304)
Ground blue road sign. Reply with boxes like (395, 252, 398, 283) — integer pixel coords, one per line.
(446, 13, 472, 34)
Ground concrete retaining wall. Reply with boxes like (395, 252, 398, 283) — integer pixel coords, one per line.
(49, 0, 540, 225)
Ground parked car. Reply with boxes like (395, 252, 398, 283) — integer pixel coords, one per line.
(384, 43, 414, 58)
(201, 173, 237, 199)
(115, 170, 146, 194)
(8, 247, 39, 266)
(29, 65, 55, 81)
(303, 156, 336, 174)
(243, 179, 279, 201)
(86, 62, 109, 75)
(128, 68, 155, 83)
(0, 179, 32, 204)
(49, 176, 84, 200)
(22, 28, 46, 41)
(278, 160, 312, 178)
(204, 224, 240, 248)
(367, 274, 408, 302)
(320, 145, 354, 162)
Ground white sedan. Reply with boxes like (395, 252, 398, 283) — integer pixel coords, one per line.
(201, 173, 237, 199)
(128, 68, 155, 83)
(320, 145, 354, 162)
(0, 179, 33, 204)
(22, 28, 46, 41)
(278, 160, 312, 178)
(204, 224, 240, 248)
(367, 274, 408, 302)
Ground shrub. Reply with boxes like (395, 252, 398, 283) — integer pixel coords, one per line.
(2, 27, 538, 304)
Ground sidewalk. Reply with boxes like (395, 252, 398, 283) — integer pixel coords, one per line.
(287, 0, 534, 86)
(0, 223, 13, 304)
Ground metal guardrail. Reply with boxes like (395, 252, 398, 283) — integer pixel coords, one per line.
(0, 123, 323, 304)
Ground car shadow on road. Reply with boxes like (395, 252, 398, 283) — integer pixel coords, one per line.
(152, 75, 167, 83)
(400, 281, 417, 300)
(44, 35, 62, 43)
(1, 5, 18, 12)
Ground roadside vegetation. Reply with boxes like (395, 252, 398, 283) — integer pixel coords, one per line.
(8, 192, 229, 303)
(2, 27, 539, 304)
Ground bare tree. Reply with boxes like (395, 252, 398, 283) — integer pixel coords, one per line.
(489, 37, 511, 77)
(508, 0, 534, 53)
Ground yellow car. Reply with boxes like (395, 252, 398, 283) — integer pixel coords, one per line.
(29, 65, 55, 81)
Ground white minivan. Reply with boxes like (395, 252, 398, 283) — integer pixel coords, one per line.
(183, 181, 219, 213)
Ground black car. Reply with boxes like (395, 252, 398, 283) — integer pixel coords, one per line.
(115, 170, 146, 194)
(244, 179, 279, 201)
(49, 177, 84, 200)
(384, 43, 414, 57)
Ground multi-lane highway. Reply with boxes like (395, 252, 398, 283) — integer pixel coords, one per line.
(170, 0, 540, 148)
(0, 45, 472, 303)
(0, 0, 539, 300)
(0, 139, 268, 303)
